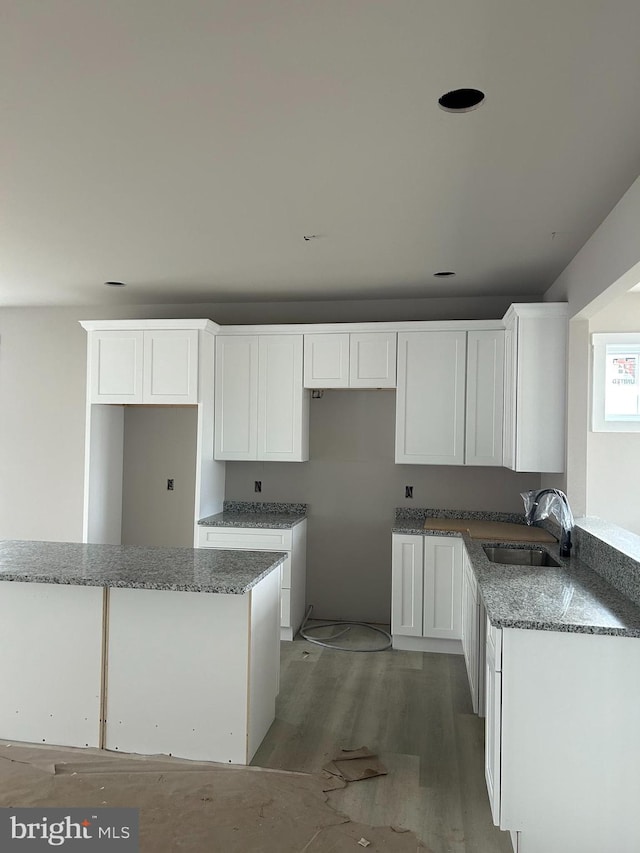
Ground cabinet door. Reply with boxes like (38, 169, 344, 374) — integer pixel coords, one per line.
(395, 332, 466, 464)
(423, 536, 463, 639)
(303, 334, 350, 388)
(143, 330, 199, 404)
(465, 330, 505, 466)
(502, 324, 516, 469)
(391, 534, 423, 636)
(349, 332, 397, 388)
(503, 305, 568, 473)
(89, 331, 143, 403)
(258, 335, 309, 461)
(214, 336, 259, 460)
(462, 553, 479, 713)
(485, 621, 502, 826)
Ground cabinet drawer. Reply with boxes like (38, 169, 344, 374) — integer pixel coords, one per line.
(486, 617, 502, 672)
(197, 526, 293, 552)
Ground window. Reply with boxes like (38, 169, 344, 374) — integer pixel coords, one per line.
(592, 333, 640, 431)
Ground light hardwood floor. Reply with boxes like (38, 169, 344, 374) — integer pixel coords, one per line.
(252, 636, 513, 853)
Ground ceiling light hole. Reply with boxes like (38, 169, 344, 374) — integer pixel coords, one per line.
(438, 88, 485, 113)
(434, 271, 456, 278)
(104, 281, 127, 287)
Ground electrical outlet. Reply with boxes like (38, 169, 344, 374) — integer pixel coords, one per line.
(254, 481, 262, 493)
(405, 485, 413, 499)
(167, 479, 174, 491)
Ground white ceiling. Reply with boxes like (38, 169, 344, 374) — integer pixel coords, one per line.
(3, 0, 640, 308)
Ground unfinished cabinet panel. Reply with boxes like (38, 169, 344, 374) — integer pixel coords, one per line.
(486, 625, 640, 852)
(0, 582, 104, 748)
(103, 569, 280, 764)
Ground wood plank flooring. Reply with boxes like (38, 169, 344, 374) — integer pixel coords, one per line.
(252, 637, 513, 853)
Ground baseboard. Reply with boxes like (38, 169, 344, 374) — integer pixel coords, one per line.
(280, 626, 294, 641)
(392, 635, 463, 654)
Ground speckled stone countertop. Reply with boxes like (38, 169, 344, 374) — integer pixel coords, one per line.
(0, 540, 286, 594)
(199, 501, 307, 529)
(465, 538, 640, 637)
(393, 508, 640, 638)
(392, 507, 525, 535)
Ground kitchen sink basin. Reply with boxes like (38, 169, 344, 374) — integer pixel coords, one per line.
(482, 545, 562, 568)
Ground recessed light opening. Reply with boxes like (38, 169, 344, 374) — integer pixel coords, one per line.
(104, 281, 126, 287)
(434, 271, 456, 278)
(438, 88, 485, 113)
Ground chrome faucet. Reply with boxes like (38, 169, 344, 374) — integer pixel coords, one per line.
(521, 488, 574, 558)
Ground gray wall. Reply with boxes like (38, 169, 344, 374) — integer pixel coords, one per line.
(225, 390, 541, 623)
(0, 297, 540, 625)
(121, 406, 197, 547)
(586, 293, 640, 535)
(0, 295, 532, 544)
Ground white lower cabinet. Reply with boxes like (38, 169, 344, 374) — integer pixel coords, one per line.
(462, 548, 485, 715)
(391, 534, 463, 653)
(197, 521, 307, 641)
(484, 618, 502, 826)
(485, 621, 640, 853)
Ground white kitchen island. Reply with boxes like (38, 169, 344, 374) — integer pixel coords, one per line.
(0, 540, 284, 765)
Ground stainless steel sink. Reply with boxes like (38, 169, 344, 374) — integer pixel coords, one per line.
(482, 545, 562, 567)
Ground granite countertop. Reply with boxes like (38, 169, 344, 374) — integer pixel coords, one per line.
(464, 538, 640, 637)
(199, 501, 307, 529)
(393, 509, 640, 638)
(0, 540, 286, 594)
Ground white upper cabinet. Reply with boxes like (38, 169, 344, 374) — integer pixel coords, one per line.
(396, 329, 505, 466)
(304, 334, 350, 388)
(349, 332, 397, 388)
(89, 330, 144, 404)
(214, 336, 259, 459)
(395, 331, 467, 465)
(215, 335, 309, 462)
(465, 330, 505, 467)
(258, 336, 309, 461)
(87, 327, 199, 404)
(142, 330, 199, 404)
(502, 304, 568, 473)
(304, 332, 397, 388)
